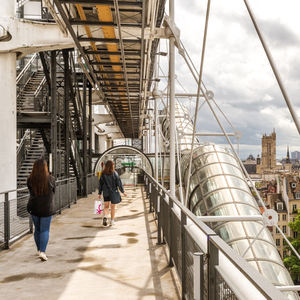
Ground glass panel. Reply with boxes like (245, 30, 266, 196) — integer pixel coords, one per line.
(209, 204, 239, 217)
(242, 222, 274, 244)
(202, 176, 228, 195)
(258, 261, 293, 285)
(221, 163, 244, 179)
(229, 240, 254, 259)
(189, 187, 202, 211)
(205, 189, 232, 210)
(217, 152, 239, 166)
(188, 173, 199, 194)
(248, 261, 259, 272)
(193, 153, 219, 169)
(231, 189, 257, 206)
(193, 199, 206, 216)
(225, 175, 249, 191)
(214, 222, 246, 242)
(236, 203, 261, 215)
(197, 164, 223, 181)
(251, 240, 282, 262)
(214, 145, 235, 157)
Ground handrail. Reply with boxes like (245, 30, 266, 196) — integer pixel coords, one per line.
(16, 129, 30, 155)
(34, 76, 46, 97)
(16, 53, 38, 84)
(144, 171, 297, 299)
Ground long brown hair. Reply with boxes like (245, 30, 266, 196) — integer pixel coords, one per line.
(28, 159, 50, 195)
(102, 160, 115, 175)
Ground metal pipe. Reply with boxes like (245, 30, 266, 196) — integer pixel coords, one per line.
(184, 0, 211, 206)
(169, 0, 176, 197)
(197, 215, 263, 222)
(243, 0, 300, 136)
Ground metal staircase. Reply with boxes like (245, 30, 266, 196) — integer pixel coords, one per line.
(17, 70, 47, 112)
(17, 130, 48, 188)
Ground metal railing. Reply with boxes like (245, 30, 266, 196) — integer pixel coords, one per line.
(0, 177, 77, 250)
(144, 172, 296, 300)
(86, 173, 98, 195)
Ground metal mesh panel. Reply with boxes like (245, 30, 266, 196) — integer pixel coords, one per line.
(60, 184, 68, 208)
(216, 268, 239, 300)
(171, 209, 182, 280)
(162, 196, 170, 246)
(0, 201, 4, 247)
(184, 229, 205, 300)
(10, 195, 30, 240)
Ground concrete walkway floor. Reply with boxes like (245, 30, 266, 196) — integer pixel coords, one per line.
(0, 186, 181, 300)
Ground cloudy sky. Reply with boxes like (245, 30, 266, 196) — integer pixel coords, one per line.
(157, 0, 300, 160)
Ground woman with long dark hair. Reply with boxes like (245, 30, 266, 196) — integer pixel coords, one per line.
(98, 160, 127, 226)
(27, 159, 56, 261)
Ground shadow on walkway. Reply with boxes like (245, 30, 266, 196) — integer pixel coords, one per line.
(0, 186, 181, 300)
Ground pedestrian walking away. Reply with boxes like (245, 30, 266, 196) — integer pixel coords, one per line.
(98, 160, 127, 226)
(27, 159, 56, 261)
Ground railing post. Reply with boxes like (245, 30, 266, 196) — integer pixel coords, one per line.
(208, 236, 219, 300)
(157, 190, 162, 245)
(4, 192, 10, 249)
(181, 210, 187, 299)
(58, 182, 62, 214)
(168, 196, 174, 267)
(194, 252, 204, 300)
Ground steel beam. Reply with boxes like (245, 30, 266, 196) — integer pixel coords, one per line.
(78, 37, 140, 43)
(70, 20, 141, 27)
(59, 0, 143, 8)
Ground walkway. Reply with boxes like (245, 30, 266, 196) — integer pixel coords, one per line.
(0, 186, 181, 300)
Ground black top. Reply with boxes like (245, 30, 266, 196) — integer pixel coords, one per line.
(27, 175, 56, 217)
(98, 171, 124, 197)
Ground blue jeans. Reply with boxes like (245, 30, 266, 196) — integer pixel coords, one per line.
(30, 215, 52, 253)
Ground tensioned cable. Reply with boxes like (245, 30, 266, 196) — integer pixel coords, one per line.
(113, 0, 135, 138)
(184, 0, 211, 207)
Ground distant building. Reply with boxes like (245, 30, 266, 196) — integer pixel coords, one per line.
(291, 151, 300, 160)
(256, 174, 300, 258)
(243, 154, 257, 174)
(256, 130, 276, 174)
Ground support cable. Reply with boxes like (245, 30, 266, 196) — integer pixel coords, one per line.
(113, 0, 135, 138)
(184, 0, 211, 207)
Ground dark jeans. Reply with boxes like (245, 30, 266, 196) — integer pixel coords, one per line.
(30, 215, 52, 252)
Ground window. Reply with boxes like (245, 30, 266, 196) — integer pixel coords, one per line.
(276, 226, 280, 234)
(294, 232, 298, 238)
(295, 192, 300, 199)
(277, 202, 283, 210)
(282, 214, 286, 221)
(283, 226, 287, 234)
(276, 239, 280, 247)
(283, 251, 287, 258)
(293, 204, 297, 211)
(278, 215, 280, 221)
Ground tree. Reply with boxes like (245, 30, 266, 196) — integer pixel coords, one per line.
(283, 213, 300, 283)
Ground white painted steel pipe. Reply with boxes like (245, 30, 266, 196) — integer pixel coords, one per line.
(197, 216, 263, 222)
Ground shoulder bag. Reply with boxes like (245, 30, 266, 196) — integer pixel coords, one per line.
(103, 173, 122, 204)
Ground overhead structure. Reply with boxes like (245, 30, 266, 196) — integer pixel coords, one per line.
(51, 0, 165, 139)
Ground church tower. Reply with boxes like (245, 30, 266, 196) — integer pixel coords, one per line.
(258, 129, 276, 173)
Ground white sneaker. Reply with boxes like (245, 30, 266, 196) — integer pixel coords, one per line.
(110, 220, 115, 226)
(39, 252, 48, 261)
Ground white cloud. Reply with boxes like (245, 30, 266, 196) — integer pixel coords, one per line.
(158, 0, 300, 159)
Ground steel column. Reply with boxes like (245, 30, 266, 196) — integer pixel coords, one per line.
(63, 50, 70, 178)
(4, 193, 10, 249)
(83, 75, 87, 196)
(169, 0, 176, 197)
(51, 51, 57, 177)
(88, 83, 93, 173)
